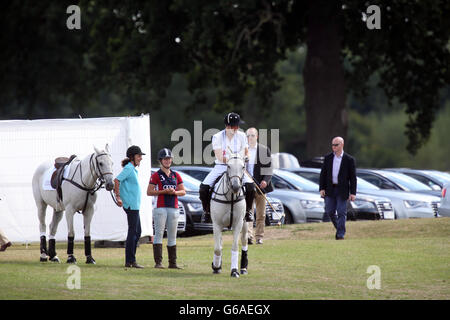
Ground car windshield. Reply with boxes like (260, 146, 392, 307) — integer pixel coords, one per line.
(290, 169, 321, 184)
(357, 177, 380, 191)
(422, 170, 450, 184)
(177, 171, 201, 191)
(290, 169, 380, 191)
(377, 170, 432, 191)
(274, 169, 319, 192)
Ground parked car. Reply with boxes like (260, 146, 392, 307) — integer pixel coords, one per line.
(173, 166, 322, 224)
(438, 184, 450, 217)
(385, 168, 450, 191)
(271, 152, 300, 169)
(171, 166, 285, 226)
(356, 169, 441, 197)
(276, 169, 394, 220)
(285, 167, 440, 219)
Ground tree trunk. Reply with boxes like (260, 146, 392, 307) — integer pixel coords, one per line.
(303, 0, 347, 159)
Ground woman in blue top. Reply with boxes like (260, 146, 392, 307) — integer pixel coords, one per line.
(114, 145, 146, 268)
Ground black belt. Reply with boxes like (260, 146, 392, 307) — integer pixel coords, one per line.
(332, 184, 338, 187)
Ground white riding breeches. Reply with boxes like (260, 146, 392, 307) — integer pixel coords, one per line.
(203, 164, 251, 187)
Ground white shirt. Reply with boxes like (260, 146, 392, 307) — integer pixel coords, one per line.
(247, 144, 257, 176)
(212, 129, 248, 164)
(332, 151, 344, 184)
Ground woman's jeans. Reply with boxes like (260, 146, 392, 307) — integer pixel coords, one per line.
(153, 207, 180, 246)
(124, 208, 141, 264)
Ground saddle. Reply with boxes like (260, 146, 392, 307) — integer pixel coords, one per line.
(51, 155, 77, 202)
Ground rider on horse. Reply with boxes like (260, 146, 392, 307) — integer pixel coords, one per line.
(199, 112, 255, 224)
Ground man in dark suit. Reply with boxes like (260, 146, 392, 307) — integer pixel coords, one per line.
(246, 128, 273, 245)
(319, 137, 357, 240)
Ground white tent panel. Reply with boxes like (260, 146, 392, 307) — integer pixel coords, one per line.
(0, 115, 152, 243)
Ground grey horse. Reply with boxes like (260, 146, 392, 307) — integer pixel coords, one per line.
(32, 144, 114, 264)
(210, 151, 249, 277)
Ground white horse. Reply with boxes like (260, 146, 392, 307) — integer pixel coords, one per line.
(32, 144, 114, 264)
(210, 151, 249, 277)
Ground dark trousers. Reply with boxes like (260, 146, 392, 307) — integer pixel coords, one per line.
(124, 208, 141, 264)
(324, 187, 347, 239)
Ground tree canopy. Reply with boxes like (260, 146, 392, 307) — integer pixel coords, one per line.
(1, 0, 449, 157)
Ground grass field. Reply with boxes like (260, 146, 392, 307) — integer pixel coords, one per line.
(0, 217, 449, 300)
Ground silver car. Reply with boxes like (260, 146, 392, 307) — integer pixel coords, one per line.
(170, 166, 286, 225)
(275, 169, 394, 220)
(285, 167, 440, 219)
(439, 184, 450, 217)
(173, 165, 324, 224)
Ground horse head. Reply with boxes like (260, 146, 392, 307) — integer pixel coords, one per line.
(93, 144, 114, 191)
(226, 149, 245, 194)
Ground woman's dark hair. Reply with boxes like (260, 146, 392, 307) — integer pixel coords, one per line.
(121, 157, 131, 167)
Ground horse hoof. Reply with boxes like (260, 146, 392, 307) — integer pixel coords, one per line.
(86, 256, 96, 264)
(230, 269, 240, 278)
(67, 255, 77, 264)
(40, 254, 48, 262)
(212, 262, 222, 274)
(50, 256, 61, 263)
(240, 268, 248, 275)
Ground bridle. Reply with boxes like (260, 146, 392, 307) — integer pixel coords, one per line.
(211, 154, 245, 229)
(63, 152, 114, 212)
(225, 155, 245, 191)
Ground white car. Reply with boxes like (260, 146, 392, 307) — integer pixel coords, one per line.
(439, 184, 450, 217)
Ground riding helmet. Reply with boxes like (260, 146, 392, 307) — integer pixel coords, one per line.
(126, 145, 145, 159)
(224, 112, 241, 126)
(158, 148, 173, 160)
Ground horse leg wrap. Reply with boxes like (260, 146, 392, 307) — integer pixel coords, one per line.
(84, 236, 91, 257)
(231, 250, 239, 270)
(240, 250, 248, 270)
(48, 239, 56, 258)
(67, 236, 75, 255)
(244, 183, 255, 222)
(40, 236, 47, 255)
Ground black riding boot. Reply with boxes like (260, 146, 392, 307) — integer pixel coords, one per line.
(244, 183, 255, 222)
(199, 183, 212, 223)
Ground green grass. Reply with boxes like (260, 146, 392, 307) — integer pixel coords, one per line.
(0, 218, 449, 300)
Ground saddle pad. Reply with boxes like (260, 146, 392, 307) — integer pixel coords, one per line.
(42, 164, 72, 191)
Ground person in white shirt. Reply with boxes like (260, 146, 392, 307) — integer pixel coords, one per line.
(199, 112, 255, 223)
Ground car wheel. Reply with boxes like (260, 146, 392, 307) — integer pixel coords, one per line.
(348, 211, 357, 221)
(283, 207, 294, 224)
(265, 214, 270, 226)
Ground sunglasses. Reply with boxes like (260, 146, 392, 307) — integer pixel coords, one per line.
(332, 143, 340, 147)
(247, 134, 256, 137)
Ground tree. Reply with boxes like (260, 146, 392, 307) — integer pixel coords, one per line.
(1, 1, 449, 157)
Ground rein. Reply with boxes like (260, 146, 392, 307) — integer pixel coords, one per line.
(211, 168, 245, 229)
